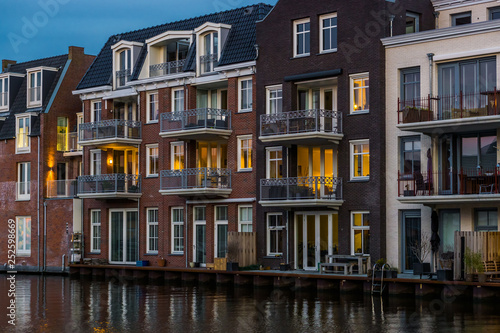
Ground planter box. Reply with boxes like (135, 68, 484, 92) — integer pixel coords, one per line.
(280, 264, 291, 271)
(413, 262, 431, 276)
(374, 270, 397, 279)
(403, 190, 415, 197)
(226, 262, 239, 271)
(136, 260, 149, 267)
(214, 258, 227, 271)
(437, 269, 453, 281)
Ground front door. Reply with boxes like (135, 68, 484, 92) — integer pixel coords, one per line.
(110, 210, 138, 264)
(402, 211, 421, 272)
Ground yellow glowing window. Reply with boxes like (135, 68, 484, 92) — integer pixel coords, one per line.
(16, 116, 30, 151)
(352, 141, 369, 178)
(351, 212, 370, 255)
(352, 74, 369, 112)
(171, 143, 185, 170)
(238, 136, 252, 170)
(57, 117, 68, 151)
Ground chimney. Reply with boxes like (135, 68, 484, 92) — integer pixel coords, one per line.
(2, 59, 16, 72)
(68, 46, 84, 60)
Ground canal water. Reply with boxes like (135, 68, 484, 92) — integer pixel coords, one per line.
(0, 275, 500, 332)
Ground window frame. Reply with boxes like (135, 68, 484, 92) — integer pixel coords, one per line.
(116, 48, 132, 88)
(267, 213, 284, 256)
(17, 162, 30, 201)
(214, 205, 228, 258)
(350, 139, 370, 180)
(351, 211, 370, 256)
(238, 205, 253, 232)
(400, 136, 421, 175)
(90, 210, 101, 253)
(171, 207, 184, 254)
(293, 18, 311, 57)
(147, 208, 159, 254)
(91, 100, 102, 122)
(16, 216, 31, 256)
(405, 12, 420, 34)
(27, 70, 42, 107)
(475, 208, 498, 232)
(146, 144, 159, 177)
(0, 76, 8, 110)
(266, 146, 283, 179)
(400, 67, 421, 103)
(490, 6, 500, 20)
(266, 85, 283, 114)
(146, 91, 159, 123)
(237, 135, 253, 171)
(350, 72, 370, 114)
(451, 11, 472, 26)
(172, 88, 185, 112)
(238, 77, 253, 112)
(16, 115, 31, 154)
(90, 149, 101, 176)
(170, 141, 185, 170)
(320, 13, 338, 53)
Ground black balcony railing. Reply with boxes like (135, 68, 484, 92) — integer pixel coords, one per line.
(149, 59, 186, 77)
(260, 109, 342, 137)
(260, 176, 342, 201)
(160, 108, 231, 133)
(160, 168, 231, 191)
(78, 174, 141, 195)
(79, 119, 141, 142)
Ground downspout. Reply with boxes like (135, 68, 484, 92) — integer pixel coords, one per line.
(37, 136, 41, 272)
(43, 201, 47, 272)
(185, 139, 189, 268)
(427, 53, 435, 96)
(389, 15, 395, 37)
(286, 147, 290, 265)
(254, 44, 259, 60)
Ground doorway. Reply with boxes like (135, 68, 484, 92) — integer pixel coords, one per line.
(109, 210, 138, 264)
(401, 211, 421, 272)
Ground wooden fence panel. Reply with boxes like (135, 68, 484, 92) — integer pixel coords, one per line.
(454, 231, 500, 280)
(227, 232, 257, 267)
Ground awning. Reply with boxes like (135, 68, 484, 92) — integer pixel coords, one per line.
(284, 69, 342, 82)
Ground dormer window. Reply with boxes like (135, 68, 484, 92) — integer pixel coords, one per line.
(28, 71, 41, 107)
(0, 77, 8, 110)
(201, 32, 218, 74)
(112, 40, 143, 89)
(117, 49, 131, 88)
(16, 115, 30, 153)
(195, 22, 231, 76)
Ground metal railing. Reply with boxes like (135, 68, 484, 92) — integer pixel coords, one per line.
(260, 109, 342, 137)
(260, 176, 342, 201)
(77, 174, 141, 195)
(398, 167, 500, 196)
(200, 53, 218, 74)
(28, 87, 41, 103)
(116, 68, 131, 87)
(149, 59, 186, 77)
(47, 179, 78, 198)
(160, 108, 231, 133)
(398, 90, 499, 124)
(78, 119, 141, 142)
(160, 168, 231, 191)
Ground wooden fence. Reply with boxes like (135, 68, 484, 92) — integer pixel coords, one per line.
(227, 232, 257, 267)
(454, 231, 500, 280)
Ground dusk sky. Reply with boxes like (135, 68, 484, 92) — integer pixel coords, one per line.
(1, 0, 278, 64)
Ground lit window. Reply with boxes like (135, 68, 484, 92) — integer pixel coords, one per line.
(147, 208, 159, 253)
(350, 73, 369, 113)
(146, 144, 159, 177)
(0, 77, 8, 109)
(28, 71, 41, 106)
(266, 147, 282, 179)
(90, 210, 101, 253)
(351, 212, 370, 255)
(320, 13, 337, 52)
(350, 140, 369, 180)
(57, 117, 69, 152)
(237, 135, 252, 171)
(238, 206, 253, 232)
(16, 115, 30, 153)
(147, 92, 158, 123)
(267, 213, 283, 256)
(16, 216, 31, 256)
(172, 207, 184, 253)
(266, 86, 282, 114)
(294, 19, 310, 57)
(239, 78, 253, 112)
(17, 162, 30, 201)
(171, 142, 185, 170)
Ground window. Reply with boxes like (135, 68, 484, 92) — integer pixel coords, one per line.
(350, 140, 369, 180)
(475, 209, 498, 231)
(440, 210, 460, 252)
(17, 162, 30, 201)
(490, 7, 500, 20)
(0, 77, 8, 109)
(406, 12, 420, 34)
(147, 92, 158, 123)
(294, 18, 310, 57)
(267, 213, 283, 256)
(401, 67, 420, 103)
(400, 137, 421, 175)
(171, 142, 185, 170)
(57, 117, 69, 152)
(90, 210, 101, 253)
(146, 144, 159, 177)
(173, 89, 185, 112)
(351, 212, 370, 255)
(266, 147, 282, 179)
(172, 207, 184, 253)
(461, 133, 496, 171)
(16, 115, 30, 153)
(452, 12, 471, 26)
(266, 86, 282, 114)
(147, 208, 159, 253)
(201, 32, 218, 74)
(117, 49, 132, 87)
(320, 13, 337, 52)
(92, 101, 102, 122)
(90, 150, 101, 176)
(215, 206, 228, 258)
(16, 216, 31, 256)
(350, 73, 369, 113)
(238, 206, 253, 232)
(237, 135, 252, 171)
(239, 78, 252, 112)
(28, 71, 41, 105)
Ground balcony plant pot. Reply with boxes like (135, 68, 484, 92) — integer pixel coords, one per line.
(437, 269, 453, 281)
(189, 262, 195, 268)
(413, 262, 431, 276)
(465, 273, 474, 282)
(280, 263, 291, 271)
(226, 262, 239, 272)
(477, 273, 487, 284)
(157, 259, 166, 267)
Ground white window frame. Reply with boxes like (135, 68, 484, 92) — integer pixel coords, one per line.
(351, 211, 370, 256)
(193, 206, 206, 263)
(90, 149, 101, 176)
(146, 144, 159, 177)
(16, 216, 31, 256)
(172, 88, 185, 112)
(320, 13, 338, 53)
(171, 207, 184, 254)
(0, 76, 8, 110)
(237, 135, 252, 171)
(293, 18, 310, 57)
(91, 100, 102, 122)
(116, 48, 132, 88)
(170, 141, 185, 170)
(17, 162, 30, 201)
(147, 91, 159, 123)
(266, 85, 282, 114)
(350, 139, 370, 180)
(239, 77, 253, 112)
(266, 146, 283, 179)
(214, 205, 228, 258)
(350, 72, 370, 114)
(238, 205, 253, 232)
(406, 12, 420, 33)
(27, 70, 42, 107)
(267, 213, 284, 256)
(147, 208, 159, 254)
(16, 115, 30, 154)
(90, 210, 101, 253)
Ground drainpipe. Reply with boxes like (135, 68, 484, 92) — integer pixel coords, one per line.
(254, 44, 259, 60)
(434, 12, 440, 29)
(43, 201, 47, 272)
(389, 15, 395, 37)
(37, 136, 41, 272)
(185, 202, 188, 268)
(427, 53, 435, 96)
(61, 254, 65, 272)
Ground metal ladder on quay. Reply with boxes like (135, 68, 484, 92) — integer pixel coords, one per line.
(371, 263, 390, 295)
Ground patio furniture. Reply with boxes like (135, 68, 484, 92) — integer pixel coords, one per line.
(320, 262, 354, 275)
(324, 255, 370, 275)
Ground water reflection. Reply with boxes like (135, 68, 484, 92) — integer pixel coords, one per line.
(0, 275, 499, 332)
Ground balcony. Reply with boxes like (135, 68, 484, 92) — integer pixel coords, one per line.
(397, 91, 500, 134)
(77, 174, 141, 199)
(46, 180, 78, 198)
(160, 108, 231, 140)
(398, 168, 500, 204)
(116, 69, 131, 88)
(78, 120, 142, 146)
(57, 132, 82, 156)
(200, 53, 217, 74)
(159, 167, 231, 197)
(259, 176, 343, 208)
(149, 59, 186, 77)
(259, 109, 343, 145)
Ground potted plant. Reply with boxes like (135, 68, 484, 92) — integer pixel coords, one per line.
(410, 232, 432, 277)
(464, 248, 484, 283)
(157, 257, 166, 267)
(404, 184, 414, 197)
(437, 251, 454, 281)
(226, 241, 239, 272)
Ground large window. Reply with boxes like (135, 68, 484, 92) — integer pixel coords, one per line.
(351, 212, 370, 255)
(28, 71, 41, 105)
(350, 140, 369, 180)
(92, 101, 102, 122)
(215, 206, 228, 258)
(172, 207, 184, 253)
(173, 88, 184, 112)
(266, 147, 282, 179)
(239, 78, 253, 112)
(171, 142, 185, 170)
(201, 32, 218, 74)
(0, 77, 8, 109)
(238, 206, 253, 232)
(475, 209, 498, 232)
(266, 86, 282, 114)
(490, 7, 500, 20)
(146, 144, 159, 177)
(406, 12, 420, 34)
(90, 210, 101, 253)
(401, 67, 420, 103)
(237, 135, 252, 171)
(452, 12, 471, 26)
(350, 73, 369, 113)
(147, 92, 158, 123)
(440, 210, 460, 253)
(90, 150, 101, 176)
(117, 49, 132, 87)
(461, 133, 496, 171)
(17, 162, 30, 201)
(267, 213, 283, 256)
(294, 19, 310, 57)
(56, 117, 69, 152)
(320, 13, 337, 52)
(16, 216, 31, 256)
(401, 137, 421, 175)
(16, 115, 30, 153)
(147, 208, 159, 253)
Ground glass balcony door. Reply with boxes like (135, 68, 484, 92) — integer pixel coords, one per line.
(297, 146, 336, 198)
(110, 210, 138, 264)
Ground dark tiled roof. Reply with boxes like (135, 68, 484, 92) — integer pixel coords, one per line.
(77, 3, 272, 90)
(0, 54, 68, 140)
